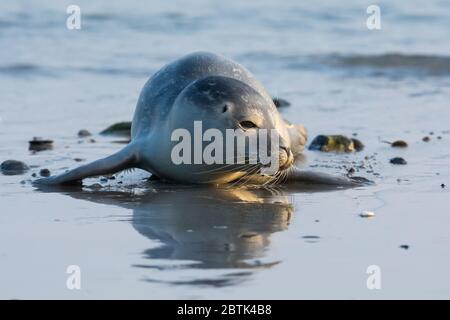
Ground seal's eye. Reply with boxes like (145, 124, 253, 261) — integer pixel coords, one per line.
(239, 120, 257, 129)
(222, 104, 229, 113)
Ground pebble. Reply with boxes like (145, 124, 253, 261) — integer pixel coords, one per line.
(272, 97, 291, 108)
(77, 129, 92, 138)
(422, 136, 430, 142)
(29, 137, 53, 151)
(391, 140, 408, 148)
(390, 157, 407, 165)
(441, 184, 446, 188)
(1, 160, 29, 175)
(39, 168, 51, 177)
(360, 211, 375, 218)
(100, 122, 131, 137)
(399, 244, 410, 250)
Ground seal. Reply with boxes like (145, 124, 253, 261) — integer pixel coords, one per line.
(36, 52, 370, 187)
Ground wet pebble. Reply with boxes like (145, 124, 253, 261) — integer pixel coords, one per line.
(391, 140, 408, 148)
(399, 244, 410, 250)
(360, 211, 375, 218)
(1, 160, 29, 175)
(441, 184, 446, 188)
(74, 158, 84, 162)
(390, 157, 407, 165)
(422, 136, 430, 142)
(272, 97, 291, 108)
(77, 129, 92, 138)
(29, 137, 53, 151)
(352, 138, 364, 151)
(39, 168, 51, 177)
(100, 122, 131, 137)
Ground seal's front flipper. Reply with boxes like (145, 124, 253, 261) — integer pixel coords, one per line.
(286, 167, 373, 187)
(35, 144, 138, 185)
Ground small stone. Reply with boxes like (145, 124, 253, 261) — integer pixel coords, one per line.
(390, 157, 407, 165)
(31, 173, 37, 177)
(441, 184, 446, 188)
(351, 138, 364, 151)
(422, 136, 430, 142)
(100, 122, 131, 137)
(74, 158, 84, 162)
(399, 244, 410, 250)
(29, 137, 53, 152)
(100, 177, 108, 183)
(391, 140, 408, 148)
(360, 211, 375, 218)
(272, 97, 291, 108)
(429, 131, 434, 135)
(437, 136, 442, 140)
(77, 129, 92, 138)
(309, 135, 362, 153)
(39, 168, 51, 177)
(347, 167, 355, 175)
(89, 139, 96, 143)
(1, 160, 29, 175)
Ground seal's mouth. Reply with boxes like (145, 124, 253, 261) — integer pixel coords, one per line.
(278, 146, 294, 171)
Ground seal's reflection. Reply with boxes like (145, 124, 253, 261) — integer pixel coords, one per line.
(131, 187, 293, 270)
(42, 182, 294, 286)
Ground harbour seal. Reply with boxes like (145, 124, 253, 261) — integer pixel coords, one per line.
(36, 52, 370, 187)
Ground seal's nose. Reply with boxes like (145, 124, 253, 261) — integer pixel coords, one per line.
(279, 146, 294, 171)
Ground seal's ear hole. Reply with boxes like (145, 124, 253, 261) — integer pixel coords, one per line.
(240, 120, 257, 129)
(222, 104, 229, 113)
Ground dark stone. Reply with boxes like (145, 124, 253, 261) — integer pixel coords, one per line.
(351, 138, 364, 151)
(272, 97, 291, 108)
(391, 140, 408, 148)
(100, 122, 131, 137)
(77, 129, 92, 138)
(39, 168, 51, 177)
(390, 157, 407, 165)
(309, 135, 364, 152)
(422, 136, 430, 142)
(308, 135, 330, 151)
(29, 137, 53, 152)
(1, 160, 29, 175)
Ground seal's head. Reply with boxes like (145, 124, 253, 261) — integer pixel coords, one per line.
(159, 76, 294, 184)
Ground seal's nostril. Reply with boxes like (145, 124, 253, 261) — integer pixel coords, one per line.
(222, 104, 228, 113)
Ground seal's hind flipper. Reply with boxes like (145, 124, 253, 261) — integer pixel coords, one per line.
(286, 167, 373, 187)
(35, 144, 138, 185)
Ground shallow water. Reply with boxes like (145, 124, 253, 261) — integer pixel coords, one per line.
(1, 0, 450, 299)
